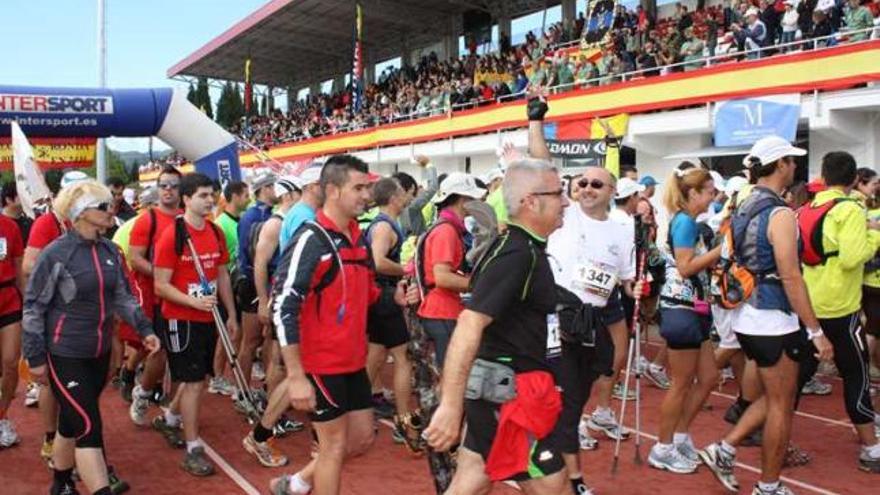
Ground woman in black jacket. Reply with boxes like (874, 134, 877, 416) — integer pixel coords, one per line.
(23, 180, 160, 495)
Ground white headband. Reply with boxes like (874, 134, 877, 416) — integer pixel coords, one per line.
(674, 167, 702, 178)
(69, 194, 109, 221)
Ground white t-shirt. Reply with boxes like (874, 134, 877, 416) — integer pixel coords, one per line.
(548, 204, 636, 307)
(732, 305, 800, 337)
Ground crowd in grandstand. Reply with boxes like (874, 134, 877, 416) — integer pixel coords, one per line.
(234, 0, 880, 150)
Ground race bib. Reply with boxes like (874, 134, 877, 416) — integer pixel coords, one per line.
(575, 261, 618, 300)
(546, 313, 561, 359)
(187, 281, 216, 299)
(0, 238, 6, 261)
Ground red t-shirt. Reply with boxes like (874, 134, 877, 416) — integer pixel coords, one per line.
(417, 222, 466, 320)
(27, 213, 70, 249)
(0, 215, 24, 315)
(129, 208, 179, 315)
(153, 219, 228, 323)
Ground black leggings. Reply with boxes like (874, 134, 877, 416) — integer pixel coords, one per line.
(548, 341, 604, 454)
(820, 313, 876, 425)
(47, 353, 111, 448)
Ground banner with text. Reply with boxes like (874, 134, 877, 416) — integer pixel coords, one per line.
(714, 94, 800, 146)
(0, 136, 96, 170)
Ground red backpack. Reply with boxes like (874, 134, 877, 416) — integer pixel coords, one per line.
(797, 198, 853, 266)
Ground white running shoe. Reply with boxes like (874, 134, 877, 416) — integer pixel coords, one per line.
(700, 443, 740, 493)
(800, 378, 832, 396)
(676, 438, 701, 464)
(0, 419, 20, 448)
(129, 385, 151, 426)
(587, 409, 630, 441)
(578, 416, 599, 450)
(208, 376, 236, 396)
(646, 364, 671, 390)
(252, 362, 266, 382)
(24, 382, 40, 408)
(751, 483, 795, 495)
(648, 443, 698, 474)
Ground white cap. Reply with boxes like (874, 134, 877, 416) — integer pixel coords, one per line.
(123, 188, 135, 205)
(249, 169, 277, 192)
(297, 165, 322, 187)
(615, 177, 645, 199)
(709, 170, 726, 190)
(274, 176, 300, 197)
(725, 176, 749, 196)
(482, 167, 505, 184)
(746, 7, 760, 16)
(60, 170, 90, 190)
(431, 172, 486, 204)
(743, 135, 806, 168)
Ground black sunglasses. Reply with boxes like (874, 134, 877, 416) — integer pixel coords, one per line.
(158, 181, 180, 190)
(577, 178, 607, 190)
(90, 202, 110, 212)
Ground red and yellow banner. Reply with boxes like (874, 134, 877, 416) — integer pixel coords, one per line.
(0, 136, 96, 170)
(240, 41, 880, 165)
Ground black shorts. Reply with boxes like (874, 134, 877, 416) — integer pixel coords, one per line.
(235, 276, 258, 314)
(603, 288, 627, 326)
(367, 304, 410, 349)
(0, 309, 22, 329)
(157, 318, 217, 383)
(463, 398, 565, 481)
(735, 330, 807, 368)
(863, 285, 880, 337)
(48, 353, 110, 448)
(307, 368, 372, 423)
(659, 308, 712, 350)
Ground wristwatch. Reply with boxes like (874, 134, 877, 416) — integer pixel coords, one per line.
(806, 327, 824, 340)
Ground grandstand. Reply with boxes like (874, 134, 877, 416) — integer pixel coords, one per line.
(162, 0, 880, 184)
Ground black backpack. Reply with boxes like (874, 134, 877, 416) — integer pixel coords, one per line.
(173, 216, 223, 257)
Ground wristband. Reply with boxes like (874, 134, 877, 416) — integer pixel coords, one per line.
(806, 327, 824, 340)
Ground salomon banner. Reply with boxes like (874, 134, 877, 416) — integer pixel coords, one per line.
(0, 136, 96, 170)
(714, 94, 800, 146)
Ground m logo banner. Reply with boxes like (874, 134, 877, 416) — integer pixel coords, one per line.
(714, 94, 800, 146)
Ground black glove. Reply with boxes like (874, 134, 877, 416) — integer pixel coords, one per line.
(527, 97, 548, 121)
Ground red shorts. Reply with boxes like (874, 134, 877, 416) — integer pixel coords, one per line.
(116, 320, 144, 351)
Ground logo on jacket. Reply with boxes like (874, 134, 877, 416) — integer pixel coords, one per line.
(538, 450, 554, 462)
(66, 381, 79, 389)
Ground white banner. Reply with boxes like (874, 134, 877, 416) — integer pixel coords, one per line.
(11, 121, 53, 218)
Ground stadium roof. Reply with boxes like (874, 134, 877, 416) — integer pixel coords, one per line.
(167, 0, 560, 89)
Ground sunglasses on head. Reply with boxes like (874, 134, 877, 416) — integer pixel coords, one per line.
(577, 178, 607, 190)
(158, 181, 179, 190)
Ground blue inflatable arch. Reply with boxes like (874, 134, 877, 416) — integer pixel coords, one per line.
(0, 85, 241, 184)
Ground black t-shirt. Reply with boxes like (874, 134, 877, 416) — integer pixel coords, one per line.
(466, 224, 557, 373)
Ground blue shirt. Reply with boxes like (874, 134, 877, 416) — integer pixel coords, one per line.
(279, 202, 317, 252)
(237, 201, 274, 280)
(669, 212, 698, 250)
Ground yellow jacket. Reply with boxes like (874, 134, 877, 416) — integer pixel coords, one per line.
(803, 189, 880, 318)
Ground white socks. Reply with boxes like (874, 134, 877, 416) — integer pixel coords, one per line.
(186, 438, 203, 453)
(288, 473, 312, 494)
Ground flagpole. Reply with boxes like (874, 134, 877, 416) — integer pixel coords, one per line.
(96, 0, 108, 183)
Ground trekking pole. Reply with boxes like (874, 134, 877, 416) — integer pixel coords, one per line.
(632, 249, 648, 465)
(184, 235, 263, 424)
(612, 334, 636, 475)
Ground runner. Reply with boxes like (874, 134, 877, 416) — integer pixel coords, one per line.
(106, 177, 136, 222)
(2, 181, 33, 245)
(0, 208, 24, 449)
(236, 170, 279, 404)
(22, 180, 159, 495)
(208, 180, 249, 397)
(152, 172, 238, 477)
(547, 167, 636, 494)
(127, 166, 184, 428)
(853, 168, 880, 380)
(424, 158, 571, 494)
(700, 136, 834, 495)
(802, 151, 880, 473)
(648, 162, 721, 474)
(279, 165, 322, 251)
(364, 177, 417, 449)
(269, 154, 407, 495)
(416, 172, 486, 372)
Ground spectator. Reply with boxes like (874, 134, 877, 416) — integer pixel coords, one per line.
(781, 0, 801, 47)
(733, 8, 769, 58)
(844, 0, 875, 41)
(680, 27, 706, 70)
(810, 9, 835, 46)
(760, 0, 782, 45)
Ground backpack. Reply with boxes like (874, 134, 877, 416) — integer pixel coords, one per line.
(797, 197, 853, 267)
(246, 213, 284, 268)
(173, 216, 223, 257)
(413, 220, 465, 299)
(713, 193, 787, 309)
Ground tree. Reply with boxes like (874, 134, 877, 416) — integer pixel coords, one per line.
(196, 77, 213, 119)
(216, 82, 232, 128)
(231, 83, 245, 125)
(186, 83, 197, 105)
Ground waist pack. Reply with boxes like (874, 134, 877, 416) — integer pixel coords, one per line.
(465, 358, 517, 404)
(556, 285, 606, 347)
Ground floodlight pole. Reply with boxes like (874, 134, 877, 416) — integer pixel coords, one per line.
(96, 0, 107, 183)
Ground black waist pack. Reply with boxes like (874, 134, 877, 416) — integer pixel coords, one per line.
(556, 285, 607, 347)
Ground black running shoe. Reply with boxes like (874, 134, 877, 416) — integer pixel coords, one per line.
(108, 466, 130, 494)
(50, 480, 79, 495)
(273, 415, 305, 437)
(723, 401, 746, 425)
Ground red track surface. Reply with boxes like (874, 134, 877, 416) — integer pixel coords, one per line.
(1, 339, 877, 494)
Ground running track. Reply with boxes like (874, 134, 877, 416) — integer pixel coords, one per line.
(2, 337, 876, 494)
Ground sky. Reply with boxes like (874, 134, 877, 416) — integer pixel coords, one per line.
(3, 0, 265, 151)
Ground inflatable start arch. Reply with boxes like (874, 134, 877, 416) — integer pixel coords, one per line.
(0, 85, 241, 184)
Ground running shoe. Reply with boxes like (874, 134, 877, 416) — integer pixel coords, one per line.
(273, 416, 305, 437)
(129, 386, 151, 426)
(586, 409, 630, 441)
(243, 431, 289, 468)
(676, 437, 701, 464)
(800, 378, 832, 396)
(41, 437, 54, 468)
(208, 376, 237, 396)
(252, 362, 266, 382)
(270, 474, 310, 495)
(699, 443, 739, 492)
(741, 429, 763, 447)
(635, 355, 650, 373)
(24, 382, 40, 408)
(720, 367, 735, 384)
(648, 443, 699, 474)
(152, 415, 185, 449)
(50, 480, 79, 495)
(182, 447, 215, 476)
(751, 483, 795, 495)
(573, 480, 595, 495)
(120, 380, 134, 403)
(859, 446, 880, 473)
(107, 465, 130, 494)
(0, 419, 20, 448)
(612, 382, 636, 401)
(372, 395, 395, 420)
(646, 364, 671, 390)
(723, 401, 746, 425)
(577, 416, 599, 450)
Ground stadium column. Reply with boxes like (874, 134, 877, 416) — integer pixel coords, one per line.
(561, 0, 577, 23)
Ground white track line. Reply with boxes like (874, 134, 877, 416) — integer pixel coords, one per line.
(202, 440, 261, 495)
(623, 428, 841, 495)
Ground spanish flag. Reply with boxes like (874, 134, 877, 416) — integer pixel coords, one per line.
(591, 114, 629, 178)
